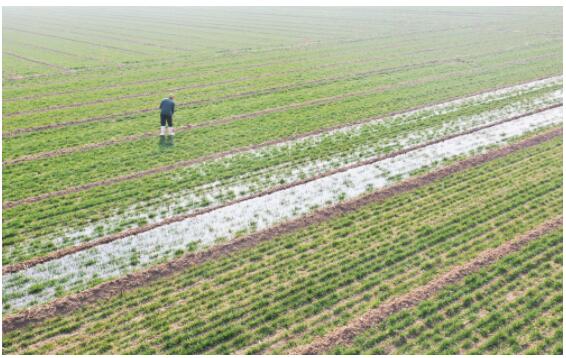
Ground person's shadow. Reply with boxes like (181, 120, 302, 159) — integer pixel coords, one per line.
(158, 136, 174, 149)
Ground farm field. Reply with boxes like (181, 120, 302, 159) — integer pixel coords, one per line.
(2, 6, 563, 354)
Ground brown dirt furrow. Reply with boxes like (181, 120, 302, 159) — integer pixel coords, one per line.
(4, 52, 71, 71)
(290, 216, 563, 355)
(2, 127, 561, 332)
(3, 106, 562, 273)
(2, 99, 560, 210)
(2, 58, 450, 137)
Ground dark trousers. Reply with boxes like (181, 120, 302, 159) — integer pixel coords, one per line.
(160, 113, 173, 127)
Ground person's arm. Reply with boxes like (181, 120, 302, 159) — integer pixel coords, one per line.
(172, 101, 175, 114)
(160, 100, 163, 110)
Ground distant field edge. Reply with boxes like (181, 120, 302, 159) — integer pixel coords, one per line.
(290, 215, 563, 355)
(2, 126, 561, 332)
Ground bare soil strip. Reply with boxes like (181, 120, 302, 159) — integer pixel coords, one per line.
(2, 127, 560, 332)
(3, 103, 560, 211)
(290, 215, 563, 355)
(3, 106, 561, 273)
(2, 59, 449, 136)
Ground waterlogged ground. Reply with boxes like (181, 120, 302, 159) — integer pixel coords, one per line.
(2, 8, 563, 354)
(4, 77, 562, 265)
(3, 104, 562, 312)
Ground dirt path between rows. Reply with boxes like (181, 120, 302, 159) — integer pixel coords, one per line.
(290, 215, 563, 354)
(3, 106, 561, 273)
(3, 59, 450, 136)
(3, 102, 561, 211)
(2, 127, 561, 332)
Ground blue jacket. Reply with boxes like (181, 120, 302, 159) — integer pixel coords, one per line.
(160, 98, 175, 116)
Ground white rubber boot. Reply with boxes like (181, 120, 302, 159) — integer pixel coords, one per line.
(169, 127, 175, 136)
(160, 126, 166, 136)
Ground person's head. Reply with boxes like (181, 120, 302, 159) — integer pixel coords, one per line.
(169, 95, 174, 100)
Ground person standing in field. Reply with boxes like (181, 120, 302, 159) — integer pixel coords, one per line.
(160, 95, 176, 136)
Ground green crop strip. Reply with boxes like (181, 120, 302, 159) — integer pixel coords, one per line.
(4, 37, 561, 159)
(4, 25, 537, 116)
(2, 8, 562, 354)
(4, 29, 557, 129)
(2, 134, 561, 354)
(5, 35, 560, 159)
(3, 54, 562, 203)
(4, 7, 557, 84)
(3, 16, 526, 97)
(329, 230, 562, 355)
(2, 85, 560, 265)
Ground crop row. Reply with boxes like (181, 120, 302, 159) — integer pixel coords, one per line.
(3, 57, 467, 132)
(5, 8, 559, 89)
(7, 11, 332, 56)
(2, 119, 561, 314)
(5, 74, 560, 166)
(1, 132, 562, 353)
(3, 57, 562, 203)
(328, 229, 562, 354)
(2, 84, 560, 265)
(5, 33, 554, 110)
(5, 49, 560, 164)
(4, 24, 555, 117)
(13, 7, 547, 47)
(4, 6, 558, 82)
(7, 34, 556, 134)
(4, 13, 512, 92)
(4, 39, 561, 145)
(55, 8, 466, 43)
